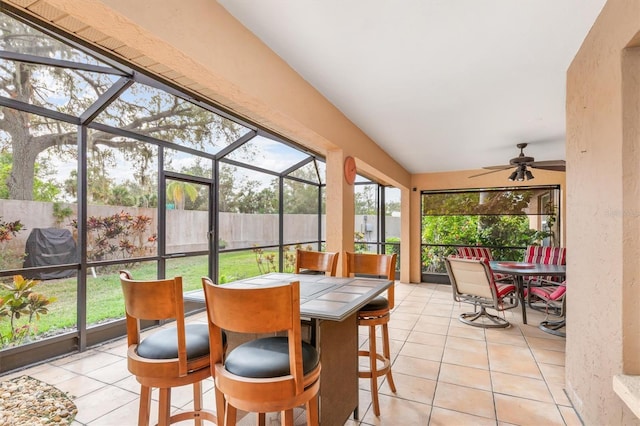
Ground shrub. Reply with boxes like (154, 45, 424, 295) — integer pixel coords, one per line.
(52, 202, 74, 227)
(0, 275, 56, 347)
(71, 211, 156, 261)
(253, 244, 304, 274)
(0, 217, 25, 271)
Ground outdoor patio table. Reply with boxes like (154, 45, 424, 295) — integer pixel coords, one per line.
(489, 261, 566, 325)
(184, 272, 392, 426)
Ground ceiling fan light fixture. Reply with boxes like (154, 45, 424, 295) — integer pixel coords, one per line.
(525, 169, 534, 180)
(515, 167, 525, 181)
(508, 170, 518, 181)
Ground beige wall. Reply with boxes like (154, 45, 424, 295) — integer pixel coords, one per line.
(566, 0, 640, 424)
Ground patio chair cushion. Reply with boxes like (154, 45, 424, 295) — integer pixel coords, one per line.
(450, 254, 510, 282)
(496, 283, 517, 299)
(524, 246, 566, 265)
(523, 246, 566, 284)
(224, 336, 320, 378)
(529, 283, 566, 300)
(456, 247, 494, 260)
(137, 324, 211, 360)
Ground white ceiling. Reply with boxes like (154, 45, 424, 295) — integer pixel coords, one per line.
(218, 0, 607, 174)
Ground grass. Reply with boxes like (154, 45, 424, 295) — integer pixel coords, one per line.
(0, 250, 287, 345)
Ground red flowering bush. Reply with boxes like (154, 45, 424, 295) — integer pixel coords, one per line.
(0, 218, 25, 270)
(0, 218, 23, 243)
(72, 211, 155, 261)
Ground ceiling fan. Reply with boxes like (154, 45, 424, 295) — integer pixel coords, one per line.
(469, 143, 566, 181)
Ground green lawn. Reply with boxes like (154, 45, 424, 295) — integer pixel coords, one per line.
(0, 250, 277, 345)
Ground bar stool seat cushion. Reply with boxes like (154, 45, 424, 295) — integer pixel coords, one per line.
(359, 296, 389, 312)
(297, 270, 325, 275)
(137, 324, 212, 360)
(225, 336, 319, 378)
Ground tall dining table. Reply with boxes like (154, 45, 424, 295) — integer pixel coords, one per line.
(184, 272, 393, 426)
(489, 261, 566, 325)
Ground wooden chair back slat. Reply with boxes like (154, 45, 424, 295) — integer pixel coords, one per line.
(120, 272, 182, 321)
(119, 270, 189, 383)
(295, 249, 339, 276)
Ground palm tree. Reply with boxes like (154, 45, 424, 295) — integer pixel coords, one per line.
(166, 181, 198, 210)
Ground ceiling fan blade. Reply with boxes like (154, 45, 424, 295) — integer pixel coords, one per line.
(468, 168, 511, 178)
(529, 160, 566, 171)
(482, 165, 512, 170)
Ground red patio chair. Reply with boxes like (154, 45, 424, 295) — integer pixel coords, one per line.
(456, 246, 494, 260)
(445, 256, 518, 328)
(526, 279, 567, 317)
(523, 246, 566, 285)
(455, 246, 511, 283)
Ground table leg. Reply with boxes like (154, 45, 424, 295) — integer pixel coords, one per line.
(311, 314, 359, 426)
(516, 276, 527, 324)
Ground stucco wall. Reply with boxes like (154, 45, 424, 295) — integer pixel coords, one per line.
(567, 0, 640, 424)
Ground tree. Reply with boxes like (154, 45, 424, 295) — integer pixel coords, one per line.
(0, 13, 244, 201)
(0, 151, 60, 201)
(235, 180, 278, 214)
(166, 180, 198, 210)
(355, 184, 377, 215)
(218, 163, 278, 214)
(108, 184, 136, 207)
(283, 168, 321, 214)
(385, 200, 400, 216)
(218, 164, 237, 213)
(177, 159, 211, 211)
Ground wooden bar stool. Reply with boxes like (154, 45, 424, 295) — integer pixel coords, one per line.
(202, 277, 321, 426)
(345, 252, 397, 417)
(119, 271, 216, 426)
(295, 249, 339, 276)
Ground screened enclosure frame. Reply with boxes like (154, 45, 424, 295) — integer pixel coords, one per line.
(420, 185, 561, 283)
(353, 180, 401, 277)
(0, 7, 331, 371)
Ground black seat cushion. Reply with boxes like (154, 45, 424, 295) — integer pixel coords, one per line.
(298, 269, 324, 275)
(137, 323, 216, 360)
(359, 295, 389, 312)
(225, 336, 319, 378)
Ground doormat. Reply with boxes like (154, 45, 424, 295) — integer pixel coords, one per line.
(0, 375, 77, 425)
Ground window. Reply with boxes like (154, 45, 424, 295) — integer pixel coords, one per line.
(0, 9, 327, 371)
(421, 186, 561, 281)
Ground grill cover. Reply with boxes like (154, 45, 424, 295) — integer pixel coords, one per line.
(23, 228, 77, 280)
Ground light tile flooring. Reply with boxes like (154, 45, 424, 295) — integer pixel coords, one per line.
(0, 282, 579, 425)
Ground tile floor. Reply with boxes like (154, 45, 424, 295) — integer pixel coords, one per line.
(0, 282, 580, 425)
